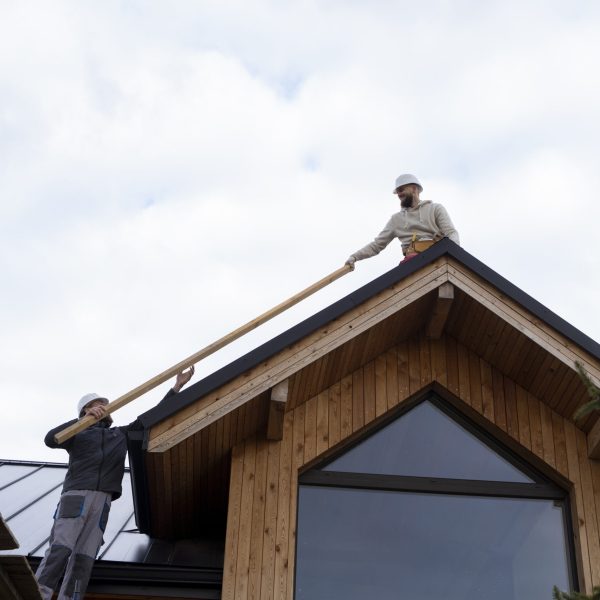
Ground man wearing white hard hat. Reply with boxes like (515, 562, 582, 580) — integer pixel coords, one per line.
(35, 367, 195, 600)
(346, 174, 459, 267)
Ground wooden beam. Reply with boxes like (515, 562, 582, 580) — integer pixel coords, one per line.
(54, 264, 353, 445)
(426, 282, 454, 339)
(267, 380, 289, 440)
(588, 419, 600, 460)
(148, 259, 451, 452)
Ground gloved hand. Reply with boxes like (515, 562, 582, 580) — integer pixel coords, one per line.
(345, 256, 356, 270)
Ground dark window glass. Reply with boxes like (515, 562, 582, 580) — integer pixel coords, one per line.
(296, 486, 571, 600)
(323, 401, 533, 483)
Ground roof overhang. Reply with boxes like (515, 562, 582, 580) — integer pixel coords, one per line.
(128, 240, 600, 537)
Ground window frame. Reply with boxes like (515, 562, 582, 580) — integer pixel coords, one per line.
(296, 391, 579, 594)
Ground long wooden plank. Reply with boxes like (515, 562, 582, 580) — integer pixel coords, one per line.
(340, 375, 353, 441)
(457, 340, 471, 405)
(273, 412, 294, 600)
(539, 402, 556, 469)
(552, 412, 569, 478)
(430, 337, 447, 388)
(316, 390, 329, 457)
(527, 394, 544, 460)
(385, 347, 399, 410)
(149, 264, 451, 451)
(352, 369, 365, 433)
(426, 282, 454, 339)
(248, 439, 269, 600)
(303, 396, 318, 464)
(468, 350, 483, 415)
(328, 382, 341, 449)
(504, 378, 519, 441)
(286, 405, 305, 600)
(587, 420, 600, 460)
(375, 355, 387, 417)
(260, 440, 281, 600)
(55, 265, 353, 444)
(515, 385, 531, 451)
(445, 336, 459, 397)
(363, 361, 376, 426)
(564, 421, 592, 592)
(397, 341, 410, 402)
(222, 444, 245, 600)
(576, 431, 600, 586)
(480, 359, 494, 423)
(492, 368, 507, 433)
(419, 333, 432, 387)
(236, 438, 257, 599)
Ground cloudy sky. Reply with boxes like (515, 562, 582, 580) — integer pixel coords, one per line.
(2, 1, 600, 462)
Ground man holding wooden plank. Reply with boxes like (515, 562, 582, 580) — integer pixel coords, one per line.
(35, 367, 195, 600)
(346, 174, 460, 266)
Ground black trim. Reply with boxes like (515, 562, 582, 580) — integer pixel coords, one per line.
(128, 239, 600, 539)
(311, 391, 549, 486)
(300, 471, 565, 499)
(136, 239, 600, 432)
(27, 556, 222, 598)
(297, 389, 579, 593)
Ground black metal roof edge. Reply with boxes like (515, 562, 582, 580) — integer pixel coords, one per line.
(128, 239, 600, 539)
(126, 431, 150, 534)
(27, 556, 223, 588)
(137, 240, 448, 430)
(447, 243, 600, 358)
(137, 238, 600, 431)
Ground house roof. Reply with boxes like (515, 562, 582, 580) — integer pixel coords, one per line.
(0, 459, 223, 598)
(138, 240, 600, 433)
(128, 239, 600, 538)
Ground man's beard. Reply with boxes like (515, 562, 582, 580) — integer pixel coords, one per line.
(400, 194, 414, 208)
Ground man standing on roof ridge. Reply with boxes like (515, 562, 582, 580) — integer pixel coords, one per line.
(345, 174, 460, 267)
(35, 366, 195, 600)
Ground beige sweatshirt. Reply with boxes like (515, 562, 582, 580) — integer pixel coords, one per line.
(350, 200, 460, 261)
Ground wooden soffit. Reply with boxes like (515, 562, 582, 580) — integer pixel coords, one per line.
(147, 254, 600, 457)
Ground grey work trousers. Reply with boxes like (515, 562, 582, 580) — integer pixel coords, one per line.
(36, 489, 111, 600)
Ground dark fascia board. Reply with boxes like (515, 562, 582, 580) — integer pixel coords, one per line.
(136, 239, 600, 432)
(128, 239, 600, 535)
(27, 556, 222, 596)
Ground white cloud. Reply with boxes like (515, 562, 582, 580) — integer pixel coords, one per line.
(1, 1, 599, 461)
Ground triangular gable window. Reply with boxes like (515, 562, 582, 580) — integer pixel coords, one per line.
(322, 400, 533, 483)
(296, 393, 576, 599)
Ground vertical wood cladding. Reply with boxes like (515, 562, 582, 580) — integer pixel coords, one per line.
(223, 333, 600, 599)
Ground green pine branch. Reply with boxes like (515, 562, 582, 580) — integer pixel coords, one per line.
(573, 361, 600, 420)
(553, 585, 600, 600)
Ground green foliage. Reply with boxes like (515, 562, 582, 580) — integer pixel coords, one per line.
(552, 586, 600, 600)
(573, 361, 600, 420)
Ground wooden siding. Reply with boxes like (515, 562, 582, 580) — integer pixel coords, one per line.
(146, 394, 270, 538)
(222, 333, 600, 598)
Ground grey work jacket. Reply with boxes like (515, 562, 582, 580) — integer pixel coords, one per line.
(45, 389, 175, 500)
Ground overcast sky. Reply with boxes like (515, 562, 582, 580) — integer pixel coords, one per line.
(2, 1, 599, 462)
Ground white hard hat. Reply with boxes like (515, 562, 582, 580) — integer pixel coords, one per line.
(77, 393, 108, 417)
(393, 174, 423, 193)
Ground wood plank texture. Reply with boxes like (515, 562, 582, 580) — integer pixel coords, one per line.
(223, 334, 600, 597)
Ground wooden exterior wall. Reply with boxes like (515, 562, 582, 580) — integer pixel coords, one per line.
(222, 333, 600, 599)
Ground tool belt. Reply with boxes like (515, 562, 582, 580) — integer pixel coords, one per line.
(403, 238, 436, 256)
